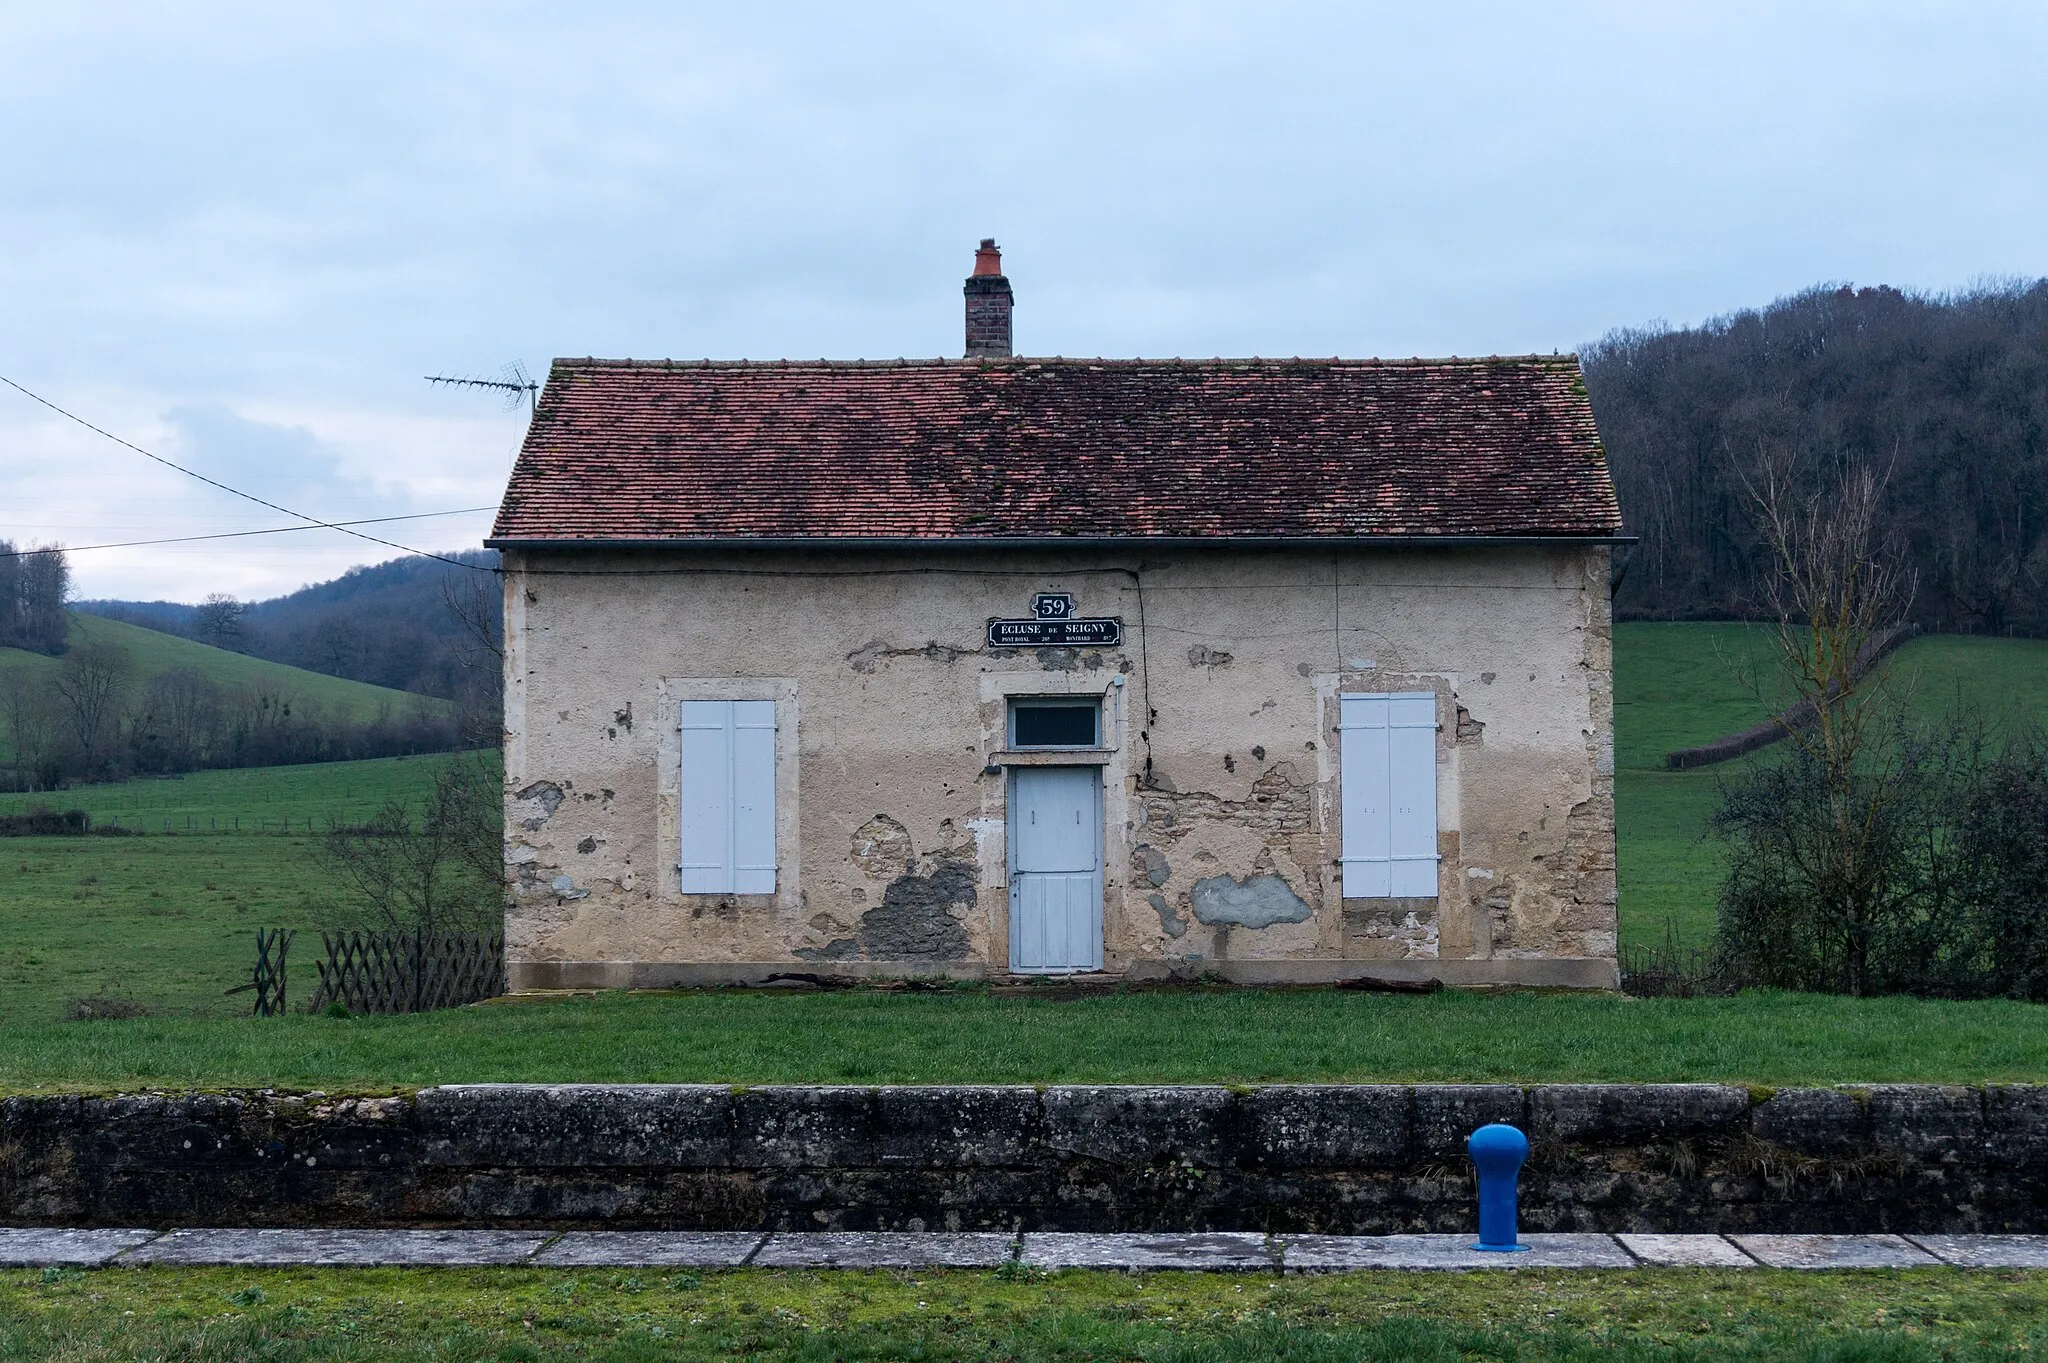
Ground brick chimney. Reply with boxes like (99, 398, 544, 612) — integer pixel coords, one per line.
(963, 238, 1013, 358)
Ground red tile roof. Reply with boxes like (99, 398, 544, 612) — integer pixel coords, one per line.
(488, 356, 1621, 544)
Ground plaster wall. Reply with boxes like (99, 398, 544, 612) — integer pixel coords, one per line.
(499, 544, 1615, 988)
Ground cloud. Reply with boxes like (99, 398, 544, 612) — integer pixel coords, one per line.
(1, 2, 2045, 600)
(161, 404, 404, 521)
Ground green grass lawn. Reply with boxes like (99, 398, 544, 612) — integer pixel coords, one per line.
(7, 987, 2048, 1092)
(6, 1261, 2048, 1361)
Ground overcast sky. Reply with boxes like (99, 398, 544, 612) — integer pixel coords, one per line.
(3, 2, 2045, 603)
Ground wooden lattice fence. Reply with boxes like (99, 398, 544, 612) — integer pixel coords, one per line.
(311, 929, 505, 1015)
(246, 928, 294, 1016)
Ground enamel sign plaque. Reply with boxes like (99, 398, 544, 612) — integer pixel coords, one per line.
(987, 594, 1123, 648)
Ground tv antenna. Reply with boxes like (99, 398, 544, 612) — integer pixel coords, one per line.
(425, 361, 539, 412)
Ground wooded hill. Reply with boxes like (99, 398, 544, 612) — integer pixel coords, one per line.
(1582, 279, 2048, 636)
(79, 549, 499, 704)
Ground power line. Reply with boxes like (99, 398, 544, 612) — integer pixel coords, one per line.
(0, 507, 498, 557)
(0, 371, 492, 574)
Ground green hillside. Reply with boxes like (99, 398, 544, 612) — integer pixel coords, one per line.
(1614, 625, 2048, 950)
(0, 611, 449, 736)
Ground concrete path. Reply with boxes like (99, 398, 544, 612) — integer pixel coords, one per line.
(6, 1227, 2048, 1272)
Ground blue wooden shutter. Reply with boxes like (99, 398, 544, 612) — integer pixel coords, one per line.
(1340, 691, 1438, 898)
(679, 699, 777, 894)
(1386, 692, 1439, 896)
(730, 700, 777, 894)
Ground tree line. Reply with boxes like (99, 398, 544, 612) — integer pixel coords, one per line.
(0, 541, 70, 654)
(2, 637, 463, 792)
(1583, 278, 2048, 636)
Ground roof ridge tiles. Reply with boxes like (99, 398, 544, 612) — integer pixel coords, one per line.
(551, 354, 1580, 371)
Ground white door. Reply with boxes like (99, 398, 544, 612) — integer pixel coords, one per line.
(1009, 766, 1103, 972)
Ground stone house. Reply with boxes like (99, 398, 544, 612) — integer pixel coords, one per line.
(486, 242, 1626, 990)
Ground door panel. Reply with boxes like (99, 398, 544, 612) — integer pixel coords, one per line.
(1010, 766, 1103, 972)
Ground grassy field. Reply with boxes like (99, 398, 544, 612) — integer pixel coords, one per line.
(6, 1260, 2048, 1361)
(0, 611, 449, 754)
(7, 987, 2048, 1092)
(0, 754, 475, 1024)
(1612, 624, 2048, 949)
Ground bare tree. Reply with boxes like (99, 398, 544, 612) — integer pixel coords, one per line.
(1718, 452, 1920, 994)
(0, 669, 53, 790)
(52, 640, 131, 761)
(1741, 451, 1916, 776)
(194, 593, 247, 650)
(441, 569, 503, 748)
(134, 666, 224, 771)
(320, 755, 502, 935)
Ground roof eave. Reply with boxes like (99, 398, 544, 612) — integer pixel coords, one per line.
(485, 533, 1637, 551)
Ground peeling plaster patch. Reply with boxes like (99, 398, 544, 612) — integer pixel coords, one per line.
(794, 938, 860, 961)
(1343, 902, 1441, 958)
(1187, 645, 1233, 668)
(506, 845, 539, 865)
(851, 815, 914, 878)
(549, 874, 590, 902)
(1034, 647, 1079, 671)
(1456, 705, 1486, 743)
(1139, 845, 1171, 887)
(1189, 873, 1312, 928)
(848, 639, 972, 673)
(576, 837, 598, 854)
(512, 782, 564, 831)
(1480, 672, 1498, 685)
(932, 818, 976, 862)
(859, 861, 975, 959)
(1148, 892, 1186, 938)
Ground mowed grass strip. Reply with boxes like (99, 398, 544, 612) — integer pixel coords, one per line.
(6, 1261, 2048, 1361)
(7, 986, 2048, 1092)
(0, 750, 474, 826)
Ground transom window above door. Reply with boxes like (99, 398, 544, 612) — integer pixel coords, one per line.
(1009, 699, 1100, 749)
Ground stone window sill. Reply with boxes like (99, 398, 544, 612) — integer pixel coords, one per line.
(990, 749, 1116, 767)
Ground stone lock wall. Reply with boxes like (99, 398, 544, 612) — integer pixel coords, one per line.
(6, 1084, 2047, 1233)
(501, 543, 1616, 988)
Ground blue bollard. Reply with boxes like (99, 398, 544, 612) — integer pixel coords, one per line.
(1467, 1123, 1531, 1252)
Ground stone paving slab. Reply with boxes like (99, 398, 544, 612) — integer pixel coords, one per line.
(0, 1228, 162, 1267)
(754, 1232, 1017, 1269)
(125, 1229, 551, 1267)
(1282, 1233, 1633, 1271)
(535, 1232, 766, 1268)
(17, 1227, 2048, 1272)
(1908, 1234, 2048, 1269)
(1730, 1235, 1940, 1270)
(1617, 1234, 1758, 1268)
(1021, 1232, 1274, 1271)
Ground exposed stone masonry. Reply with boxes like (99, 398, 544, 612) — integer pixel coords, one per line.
(8, 1084, 2046, 1234)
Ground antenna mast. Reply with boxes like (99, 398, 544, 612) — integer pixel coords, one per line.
(425, 362, 539, 412)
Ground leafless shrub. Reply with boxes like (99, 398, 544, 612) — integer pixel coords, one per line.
(319, 754, 502, 935)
